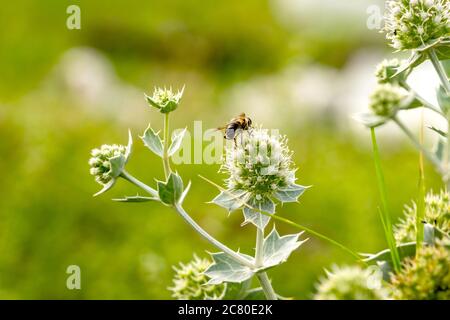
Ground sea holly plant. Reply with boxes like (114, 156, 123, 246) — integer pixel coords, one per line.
(88, 85, 321, 300)
(89, 84, 365, 300)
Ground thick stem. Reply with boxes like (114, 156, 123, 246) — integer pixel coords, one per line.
(255, 228, 264, 267)
(162, 113, 172, 179)
(428, 49, 450, 94)
(256, 273, 278, 300)
(393, 117, 443, 174)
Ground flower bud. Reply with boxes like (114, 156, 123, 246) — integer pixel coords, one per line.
(375, 59, 403, 84)
(89, 144, 126, 185)
(145, 86, 184, 114)
(369, 83, 407, 117)
(168, 255, 226, 300)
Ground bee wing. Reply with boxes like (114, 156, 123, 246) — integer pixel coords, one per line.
(225, 127, 236, 140)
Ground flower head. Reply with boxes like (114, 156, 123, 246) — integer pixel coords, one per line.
(369, 83, 408, 117)
(384, 0, 450, 50)
(375, 59, 403, 83)
(314, 265, 390, 300)
(395, 189, 450, 243)
(391, 243, 450, 300)
(89, 144, 127, 185)
(222, 128, 295, 197)
(168, 255, 226, 300)
(145, 86, 184, 113)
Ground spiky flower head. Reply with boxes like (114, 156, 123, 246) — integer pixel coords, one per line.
(369, 83, 408, 117)
(375, 59, 403, 84)
(395, 189, 450, 243)
(168, 255, 226, 300)
(89, 144, 127, 185)
(391, 243, 450, 300)
(223, 128, 295, 196)
(314, 265, 390, 300)
(384, 0, 450, 50)
(145, 86, 184, 113)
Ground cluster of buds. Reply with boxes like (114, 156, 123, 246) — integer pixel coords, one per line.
(375, 59, 403, 84)
(89, 144, 127, 185)
(384, 0, 450, 50)
(168, 255, 226, 300)
(369, 83, 408, 117)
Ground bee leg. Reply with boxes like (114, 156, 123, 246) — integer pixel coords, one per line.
(234, 137, 237, 147)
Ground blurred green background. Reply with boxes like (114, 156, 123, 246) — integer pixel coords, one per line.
(0, 0, 443, 299)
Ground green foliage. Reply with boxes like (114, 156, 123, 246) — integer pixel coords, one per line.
(157, 172, 184, 206)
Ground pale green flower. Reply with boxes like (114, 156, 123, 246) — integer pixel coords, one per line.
(391, 243, 450, 300)
(369, 83, 408, 117)
(145, 86, 184, 113)
(314, 265, 390, 300)
(375, 59, 403, 83)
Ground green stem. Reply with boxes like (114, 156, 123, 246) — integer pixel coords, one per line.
(121, 170, 158, 197)
(255, 228, 264, 267)
(256, 272, 277, 300)
(370, 128, 401, 273)
(428, 48, 450, 94)
(393, 117, 443, 174)
(417, 113, 425, 253)
(253, 227, 278, 300)
(162, 113, 172, 179)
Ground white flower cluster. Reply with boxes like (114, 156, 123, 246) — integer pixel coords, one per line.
(222, 128, 295, 199)
(384, 0, 450, 50)
(89, 144, 127, 185)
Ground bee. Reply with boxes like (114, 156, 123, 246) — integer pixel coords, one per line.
(218, 113, 253, 143)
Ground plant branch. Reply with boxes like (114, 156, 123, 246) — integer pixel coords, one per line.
(121, 170, 158, 197)
(400, 81, 443, 116)
(162, 113, 172, 179)
(256, 272, 278, 300)
(255, 228, 264, 267)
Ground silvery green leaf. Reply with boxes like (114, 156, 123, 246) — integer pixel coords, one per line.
(211, 189, 248, 212)
(205, 252, 255, 284)
(437, 85, 450, 114)
(242, 196, 275, 230)
(361, 242, 416, 264)
(261, 227, 307, 269)
(168, 128, 187, 157)
(141, 125, 163, 157)
(109, 154, 127, 179)
(353, 112, 388, 128)
(157, 172, 184, 206)
(221, 279, 252, 300)
(112, 195, 158, 202)
(93, 179, 116, 197)
(273, 184, 307, 203)
(429, 126, 447, 138)
(433, 137, 446, 162)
